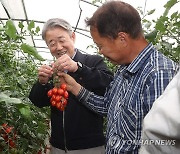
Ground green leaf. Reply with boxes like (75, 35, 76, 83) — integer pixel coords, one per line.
(155, 16, 168, 32)
(28, 21, 35, 31)
(163, 0, 178, 16)
(18, 21, 24, 29)
(35, 26, 40, 33)
(164, 0, 177, 9)
(173, 21, 180, 27)
(19, 105, 31, 117)
(0, 92, 21, 104)
(145, 30, 158, 42)
(5, 20, 17, 39)
(147, 9, 155, 15)
(21, 43, 45, 61)
(0, 25, 5, 31)
(0, 92, 9, 99)
(171, 11, 178, 19)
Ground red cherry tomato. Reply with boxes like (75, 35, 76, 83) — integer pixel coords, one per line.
(50, 97, 53, 103)
(56, 102, 61, 109)
(55, 95, 62, 102)
(2, 123, 8, 128)
(51, 95, 56, 101)
(59, 105, 65, 111)
(37, 149, 42, 154)
(57, 88, 64, 96)
(47, 89, 53, 97)
(3, 134, 8, 142)
(62, 99, 67, 106)
(64, 91, 69, 99)
(51, 101, 56, 107)
(5, 127, 13, 134)
(52, 87, 58, 94)
(9, 139, 16, 148)
(60, 83, 67, 91)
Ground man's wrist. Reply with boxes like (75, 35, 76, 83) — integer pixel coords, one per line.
(74, 62, 83, 74)
(76, 86, 90, 102)
(72, 83, 82, 96)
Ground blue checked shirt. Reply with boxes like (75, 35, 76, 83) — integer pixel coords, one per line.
(77, 43, 179, 154)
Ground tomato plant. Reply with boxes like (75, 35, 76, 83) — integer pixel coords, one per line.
(0, 20, 50, 153)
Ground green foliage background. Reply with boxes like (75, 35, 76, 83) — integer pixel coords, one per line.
(0, 20, 49, 153)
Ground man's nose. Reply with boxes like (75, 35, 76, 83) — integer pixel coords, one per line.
(56, 42, 63, 50)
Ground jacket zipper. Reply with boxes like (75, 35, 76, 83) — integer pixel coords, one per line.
(63, 111, 68, 153)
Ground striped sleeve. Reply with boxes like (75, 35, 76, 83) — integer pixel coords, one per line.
(77, 87, 108, 116)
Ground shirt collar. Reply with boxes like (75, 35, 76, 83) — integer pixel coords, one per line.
(71, 48, 77, 60)
(126, 43, 154, 74)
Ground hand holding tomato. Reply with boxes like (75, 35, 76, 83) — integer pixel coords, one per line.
(38, 64, 53, 84)
(53, 54, 78, 73)
(57, 72, 81, 96)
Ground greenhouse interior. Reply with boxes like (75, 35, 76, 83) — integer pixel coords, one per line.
(0, 0, 179, 153)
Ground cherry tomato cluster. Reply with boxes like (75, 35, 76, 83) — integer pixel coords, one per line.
(0, 123, 16, 148)
(47, 83, 69, 111)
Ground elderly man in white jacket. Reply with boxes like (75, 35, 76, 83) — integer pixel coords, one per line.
(139, 70, 180, 154)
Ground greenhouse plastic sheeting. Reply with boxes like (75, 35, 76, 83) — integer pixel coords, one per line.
(0, 0, 99, 62)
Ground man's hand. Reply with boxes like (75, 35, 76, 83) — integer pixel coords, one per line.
(53, 54, 78, 73)
(57, 72, 81, 96)
(38, 64, 53, 84)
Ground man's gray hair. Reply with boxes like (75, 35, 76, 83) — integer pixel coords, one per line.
(42, 18, 73, 40)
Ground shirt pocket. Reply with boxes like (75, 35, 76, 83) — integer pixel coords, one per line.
(119, 107, 138, 140)
(107, 107, 138, 152)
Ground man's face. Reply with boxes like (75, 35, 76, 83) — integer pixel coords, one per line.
(90, 27, 129, 65)
(45, 27, 75, 59)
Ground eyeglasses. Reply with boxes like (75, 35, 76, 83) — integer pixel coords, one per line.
(47, 37, 66, 48)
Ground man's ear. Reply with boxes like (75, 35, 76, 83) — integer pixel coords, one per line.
(118, 32, 128, 46)
(71, 32, 76, 42)
(118, 32, 126, 41)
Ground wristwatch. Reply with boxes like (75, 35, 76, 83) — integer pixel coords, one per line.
(75, 61, 83, 73)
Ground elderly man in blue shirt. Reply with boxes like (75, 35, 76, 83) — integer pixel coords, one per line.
(58, 1, 179, 154)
